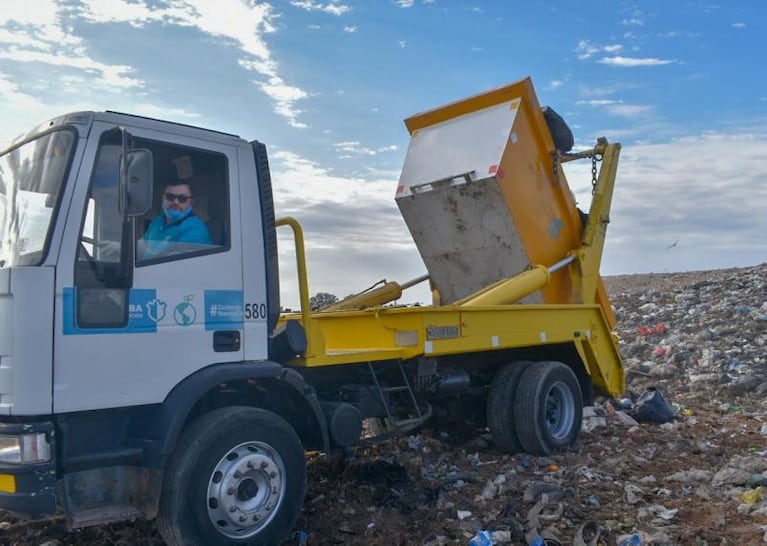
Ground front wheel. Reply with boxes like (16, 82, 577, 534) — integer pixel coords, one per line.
(157, 406, 306, 546)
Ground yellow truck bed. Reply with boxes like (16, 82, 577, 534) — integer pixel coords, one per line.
(279, 302, 624, 396)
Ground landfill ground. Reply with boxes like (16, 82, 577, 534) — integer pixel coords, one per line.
(1, 263, 766, 545)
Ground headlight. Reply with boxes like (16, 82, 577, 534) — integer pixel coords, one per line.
(0, 433, 51, 464)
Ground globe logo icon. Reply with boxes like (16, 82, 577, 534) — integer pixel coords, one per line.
(174, 302, 197, 326)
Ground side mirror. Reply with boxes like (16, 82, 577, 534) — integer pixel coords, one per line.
(121, 149, 153, 217)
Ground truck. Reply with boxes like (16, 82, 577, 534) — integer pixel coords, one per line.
(0, 77, 624, 545)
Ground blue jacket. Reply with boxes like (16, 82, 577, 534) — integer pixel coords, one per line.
(141, 213, 212, 258)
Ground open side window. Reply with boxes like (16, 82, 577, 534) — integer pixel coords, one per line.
(134, 140, 230, 265)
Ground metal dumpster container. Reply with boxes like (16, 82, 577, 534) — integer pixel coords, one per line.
(395, 77, 586, 305)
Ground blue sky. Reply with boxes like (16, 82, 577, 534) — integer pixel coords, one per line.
(1, 0, 766, 306)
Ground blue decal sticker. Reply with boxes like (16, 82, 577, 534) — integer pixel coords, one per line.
(63, 288, 158, 335)
(549, 217, 564, 240)
(204, 290, 244, 331)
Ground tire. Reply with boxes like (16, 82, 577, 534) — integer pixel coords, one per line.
(157, 406, 306, 546)
(513, 361, 582, 455)
(486, 361, 533, 454)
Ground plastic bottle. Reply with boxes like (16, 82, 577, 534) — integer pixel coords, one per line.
(617, 535, 641, 546)
(468, 530, 493, 546)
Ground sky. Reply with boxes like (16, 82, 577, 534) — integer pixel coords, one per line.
(1, 0, 766, 307)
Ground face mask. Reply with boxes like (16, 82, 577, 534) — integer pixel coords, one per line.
(163, 204, 193, 223)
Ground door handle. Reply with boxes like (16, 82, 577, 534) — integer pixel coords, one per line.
(213, 330, 240, 352)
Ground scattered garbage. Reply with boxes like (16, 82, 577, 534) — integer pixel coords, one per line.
(617, 534, 642, 546)
(468, 529, 513, 545)
(630, 387, 675, 423)
(6, 264, 767, 545)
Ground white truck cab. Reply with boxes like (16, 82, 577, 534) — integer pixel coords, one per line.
(0, 111, 321, 545)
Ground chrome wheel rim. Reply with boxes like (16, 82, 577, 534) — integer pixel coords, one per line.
(545, 381, 575, 440)
(206, 441, 286, 539)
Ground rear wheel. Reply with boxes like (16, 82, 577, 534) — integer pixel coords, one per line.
(157, 406, 306, 546)
(487, 361, 533, 453)
(513, 361, 582, 455)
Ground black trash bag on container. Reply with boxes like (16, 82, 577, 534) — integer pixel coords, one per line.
(630, 387, 675, 424)
(542, 106, 574, 153)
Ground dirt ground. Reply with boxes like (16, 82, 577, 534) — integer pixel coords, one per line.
(2, 265, 766, 545)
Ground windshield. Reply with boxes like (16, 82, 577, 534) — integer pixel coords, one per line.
(0, 129, 76, 267)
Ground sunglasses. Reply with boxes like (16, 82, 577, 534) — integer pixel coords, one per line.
(164, 192, 192, 204)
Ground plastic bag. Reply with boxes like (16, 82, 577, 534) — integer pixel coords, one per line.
(630, 387, 674, 423)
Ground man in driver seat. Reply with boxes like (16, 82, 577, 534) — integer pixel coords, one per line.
(141, 180, 212, 257)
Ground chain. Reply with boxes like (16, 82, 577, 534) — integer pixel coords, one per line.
(552, 141, 603, 193)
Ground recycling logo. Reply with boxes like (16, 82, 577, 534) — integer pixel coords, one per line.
(174, 302, 197, 326)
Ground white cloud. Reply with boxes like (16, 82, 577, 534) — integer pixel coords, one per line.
(131, 103, 202, 121)
(0, 0, 313, 138)
(395, 0, 415, 7)
(577, 99, 619, 106)
(579, 83, 631, 98)
(577, 41, 671, 67)
(290, 1, 351, 16)
(343, 25, 357, 33)
(564, 131, 767, 275)
(0, 48, 143, 88)
(268, 148, 428, 305)
(606, 104, 653, 118)
(0, 0, 145, 91)
(622, 17, 644, 26)
(546, 80, 565, 91)
(0, 71, 45, 110)
(732, 22, 746, 28)
(398, 40, 407, 48)
(333, 141, 398, 156)
(576, 98, 652, 118)
(621, 9, 645, 26)
(575, 40, 600, 60)
(256, 77, 310, 129)
(73, 0, 312, 127)
(598, 56, 675, 67)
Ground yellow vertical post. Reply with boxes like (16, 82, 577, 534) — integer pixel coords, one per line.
(572, 141, 621, 307)
(275, 217, 313, 357)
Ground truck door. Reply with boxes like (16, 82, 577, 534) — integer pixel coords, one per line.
(53, 122, 249, 413)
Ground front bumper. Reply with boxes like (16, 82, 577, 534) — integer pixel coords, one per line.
(0, 420, 57, 518)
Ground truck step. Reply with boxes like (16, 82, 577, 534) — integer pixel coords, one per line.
(382, 386, 411, 393)
(63, 447, 143, 473)
(69, 505, 143, 529)
(359, 404, 433, 445)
